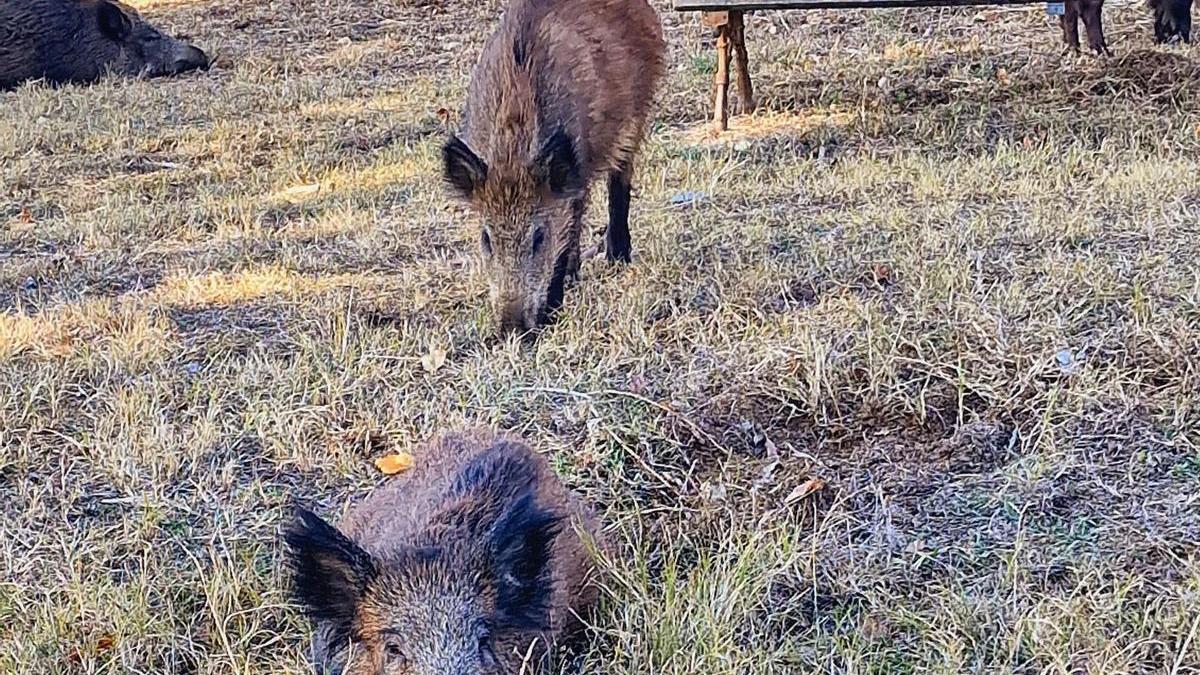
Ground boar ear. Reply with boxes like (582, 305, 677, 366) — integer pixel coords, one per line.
(284, 507, 377, 626)
(534, 128, 584, 197)
(489, 492, 562, 629)
(97, 1, 133, 41)
(443, 135, 488, 199)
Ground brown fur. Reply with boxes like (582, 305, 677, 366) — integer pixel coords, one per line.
(0, 0, 208, 90)
(442, 0, 666, 335)
(286, 429, 604, 675)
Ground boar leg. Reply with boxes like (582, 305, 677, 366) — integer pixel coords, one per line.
(1153, 0, 1168, 42)
(606, 163, 634, 264)
(1081, 0, 1110, 54)
(1062, 0, 1082, 53)
(568, 196, 587, 281)
(1154, 0, 1193, 42)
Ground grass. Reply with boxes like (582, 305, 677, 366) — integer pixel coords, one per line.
(2, 0, 1199, 672)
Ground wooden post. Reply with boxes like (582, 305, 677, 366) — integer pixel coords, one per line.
(705, 11, 732, 132)
(729, 11, 756, 115)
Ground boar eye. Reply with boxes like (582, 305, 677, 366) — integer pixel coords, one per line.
(480, 229, 493, 256)
(530, 227, 545, 256)
(383, 638, 407, 665)
(476, 623, 497, 667)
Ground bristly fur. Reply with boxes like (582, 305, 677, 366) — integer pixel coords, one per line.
(284, 506, 378, 628)
(534, 128, 585, 197)
(442, 0, 666, 335)
(0, 0, 209, 90)
(488, 492, 564, 632)
(1148, 0, 1193, 42)
(284, 430, 606, 674)
(442, 135, 489, 199)
(446, 444, 564, 631)
(450, 441, 542, 499)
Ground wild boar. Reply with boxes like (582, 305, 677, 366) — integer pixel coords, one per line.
(441, 0, 666, 336)
(1061, 0, 1111, 55)
(1150, 0, 1192, 43)
(0, 0, 209, 90)
(285, 429, 604, 675)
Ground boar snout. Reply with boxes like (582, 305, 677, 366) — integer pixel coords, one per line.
(154, 41, 208, 77)
(498, 298, 533, 337)
(175, 44, 210, 73)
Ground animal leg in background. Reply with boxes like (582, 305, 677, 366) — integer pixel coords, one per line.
(1061, 0, 1083, 52)
(1152, 0, 1193, 43)
(1081, 0, 1111, 54)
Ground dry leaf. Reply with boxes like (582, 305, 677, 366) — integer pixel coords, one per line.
(784, 477, 826, 505)
(375, 452, 415, 475)
(421, 345, 447, 373)
(872, 263, 894, 287)
(96, 634, 116, 653)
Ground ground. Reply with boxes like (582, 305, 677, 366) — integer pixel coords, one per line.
(1, 0, 1199, 672)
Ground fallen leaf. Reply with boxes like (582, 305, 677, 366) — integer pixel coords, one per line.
(19, 207, 33, 224)
(784, 477, 826, 505)
(872, 263, 894, 287)
(96, 634, 116, 653)
(375, 452, 415, 475)
(421, 345, 447, 373)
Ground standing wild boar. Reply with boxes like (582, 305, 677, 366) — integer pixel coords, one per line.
(285, 430, 604, 675)
(0, 0, 209, 90)
(1150, 0, 1192, 43)
(441, 0, 666, 336)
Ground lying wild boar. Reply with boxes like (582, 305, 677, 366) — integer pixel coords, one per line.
(1150, 0, 1192, 43)
(0, 0, 209, 90)
(285, 430, 604, 675)
(441, 0, 666, 336)
(1061, 0, 1111, 55)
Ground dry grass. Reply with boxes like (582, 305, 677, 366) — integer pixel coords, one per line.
(2, 0, 1200, 672)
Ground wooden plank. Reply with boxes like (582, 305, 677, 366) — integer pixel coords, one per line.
(676, 0, 1046, 9)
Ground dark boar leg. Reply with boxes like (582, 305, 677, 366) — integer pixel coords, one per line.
(1062, 0, 1082, 53)
(1154, 0, 1193, 42)
(1152, 0, 1167, 41)
(1081, 0, 1110, 54)
(569, 197, 587, 281)
(606, 163, 633, 264)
